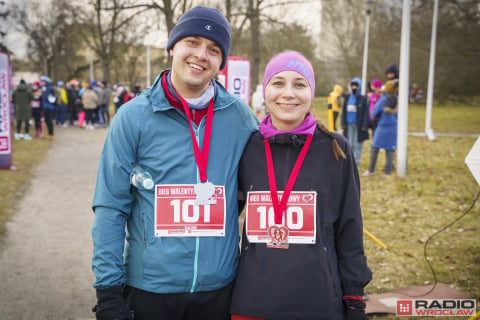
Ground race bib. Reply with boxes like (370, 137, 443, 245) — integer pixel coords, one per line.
(347, 104, 357, 112)
(154, 184, 226, 237)
(245, 191, 317, 245)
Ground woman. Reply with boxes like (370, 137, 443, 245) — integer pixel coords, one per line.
(367, 78, 383, 136)
(363, 80, 398, 177)
(230, 51, 371, 320)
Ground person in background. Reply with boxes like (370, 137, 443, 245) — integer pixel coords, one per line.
(341, 77, 370, 167)
(82, 82, 99, 131)
(385, 63, 399, 81)
(367, 78, 383, 136)
(230, 51, 371, 320)
(31, 81, 43, 138)
(329, 84, 343, 131)
(251, 84, 266, 121)
(40, 75, 57, 139)
(55, 81, 68, 127)
(99, 81, 111, 127)
(66, 80, 79, 126)
(90, 80, 102, 126)
(12, 79, 34, 140)
(363, 80, 398, 177)
(91, 5, 258, 320)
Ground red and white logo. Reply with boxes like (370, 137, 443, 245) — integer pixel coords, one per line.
(396, 300, 413, 316)
(396, 299, 476, 317)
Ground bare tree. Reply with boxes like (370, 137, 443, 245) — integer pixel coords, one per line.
(74, 0, 154, 83)
(227, 0, 317, 93)
(11, 0, 82, 81)
(0, 0, 12, 54)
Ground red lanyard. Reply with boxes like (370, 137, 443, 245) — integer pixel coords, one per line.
(176, 94, 214, 183)
(264, 135, 313, 224)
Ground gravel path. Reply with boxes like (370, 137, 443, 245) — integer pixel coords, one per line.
(0, 125, 107, 320)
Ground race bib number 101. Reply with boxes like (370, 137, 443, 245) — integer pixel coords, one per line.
(245, 191, 317, 244)
(154, 184, 226, 237)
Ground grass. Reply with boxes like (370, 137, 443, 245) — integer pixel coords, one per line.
(0, 135, 51, 237)
(312, 98, 480, 319)
(1, 100, 479, 319)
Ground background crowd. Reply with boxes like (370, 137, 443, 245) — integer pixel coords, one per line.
(11, 76, 144, 140)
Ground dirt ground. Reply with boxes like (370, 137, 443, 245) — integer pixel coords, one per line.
(0, 125, 107, 320)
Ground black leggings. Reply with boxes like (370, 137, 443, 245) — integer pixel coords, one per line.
(123, 283, 233, 320)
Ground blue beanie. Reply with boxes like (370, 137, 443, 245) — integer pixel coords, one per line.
(166, 6, 231, 70)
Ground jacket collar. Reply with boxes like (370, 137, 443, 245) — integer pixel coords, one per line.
(147, 69, 238, 113)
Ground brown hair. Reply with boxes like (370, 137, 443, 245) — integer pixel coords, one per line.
(316, 121, 346, 161)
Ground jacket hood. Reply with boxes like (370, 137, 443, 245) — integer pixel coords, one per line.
(385, 64, 399, 79)
(350, 77, 362, 93)
(16, 83, 30, 91)
(333, 84, 343, 95)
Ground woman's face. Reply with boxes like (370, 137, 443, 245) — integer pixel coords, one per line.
(264, 70, 312, 130)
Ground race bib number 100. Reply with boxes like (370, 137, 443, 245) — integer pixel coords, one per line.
(154, 184, 226, 237)
(245, 191, 317, 244)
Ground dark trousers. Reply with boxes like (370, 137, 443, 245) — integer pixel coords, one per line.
(368, 146, 394, 175)
(56, 104, 67, 125)
(44, 108, 54, 135)
(32, 108, 42, 132)
(99, 104, 110, 126)
(85, 109, 96, 125)
(68, 105, 77, 125)
(16, 120, 30, 134)
(123, 283, 233, 320)
(333, 111, 339, 131)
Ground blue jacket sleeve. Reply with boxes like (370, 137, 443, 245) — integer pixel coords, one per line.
(91, 99, 144, 289)
(371, 95, 386, 120)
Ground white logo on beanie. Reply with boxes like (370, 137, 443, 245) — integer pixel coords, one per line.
(205, 25, 212, 31)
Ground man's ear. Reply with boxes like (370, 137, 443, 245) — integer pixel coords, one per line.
(169, 48, 173, 56)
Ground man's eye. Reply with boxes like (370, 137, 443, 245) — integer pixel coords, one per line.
(209, 47, 221, 55)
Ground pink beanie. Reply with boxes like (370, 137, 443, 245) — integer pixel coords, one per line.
(263, 51, 315, 98)
(371, 78, 383, 89)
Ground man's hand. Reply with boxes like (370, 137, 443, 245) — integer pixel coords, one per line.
(93, 285, 134, 320)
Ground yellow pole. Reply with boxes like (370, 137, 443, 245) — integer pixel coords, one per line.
(327, 96, 334, 131)
(468, 311, 480, 320)
(363, 228, 388, 249)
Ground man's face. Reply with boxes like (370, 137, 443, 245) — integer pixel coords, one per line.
(351, 82, 359, 93)
(169, 36, 223, 98)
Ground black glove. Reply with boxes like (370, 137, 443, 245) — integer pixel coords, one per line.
(344, 298, 369, 320)
(93, 285, 134, 320)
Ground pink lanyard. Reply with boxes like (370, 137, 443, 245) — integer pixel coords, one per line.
(176, 94, 214, 183)
(264, 135, 313, 224)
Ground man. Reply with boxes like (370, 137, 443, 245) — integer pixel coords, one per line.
(341, 77, 370, 167)
(91, 5, 258, 320)
(39, 75, 56, 139)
